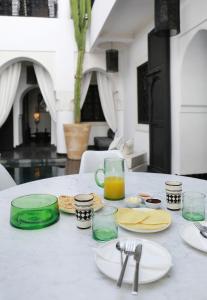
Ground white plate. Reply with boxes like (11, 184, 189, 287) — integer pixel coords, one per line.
(118, 208, 172, 233)
(94, 238, 172, 284)
(180, 222, 207, 252)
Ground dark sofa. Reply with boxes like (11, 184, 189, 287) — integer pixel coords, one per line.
(94, 129, 115, 150)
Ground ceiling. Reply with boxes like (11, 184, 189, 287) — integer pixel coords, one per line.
(94, 0, 154, 49)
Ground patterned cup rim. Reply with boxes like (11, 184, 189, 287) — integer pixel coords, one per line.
(165, 181, 182, 186)
(74, 194, 94, 203)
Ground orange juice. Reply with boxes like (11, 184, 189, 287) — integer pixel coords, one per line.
(104, 176, 125, 200)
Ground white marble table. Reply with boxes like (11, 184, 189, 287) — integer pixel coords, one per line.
(0, 172, 207, 300)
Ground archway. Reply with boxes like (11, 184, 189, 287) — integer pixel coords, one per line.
(81, 69, 120, 147)
(0, 58, 56, 150)
(181, 30, 207, 174)
(22, 87, 51, 145)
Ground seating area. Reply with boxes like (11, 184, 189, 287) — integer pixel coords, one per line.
(93, 128, 148, 172)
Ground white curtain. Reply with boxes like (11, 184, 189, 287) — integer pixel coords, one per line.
(34, 64, 57, 122)
(80, 72, 92, 108)
(0, 63, 22, 128)
(96, 71, 117, 133)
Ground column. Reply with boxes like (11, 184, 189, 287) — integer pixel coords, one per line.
(12, 0, 20, 16)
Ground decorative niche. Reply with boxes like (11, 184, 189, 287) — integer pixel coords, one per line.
(137, 62, 149, 124)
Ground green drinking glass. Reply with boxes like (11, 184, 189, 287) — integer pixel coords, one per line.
(10, 194, 60, 230)
(92, 206, 118, 241)
(182, 192, 206, 221)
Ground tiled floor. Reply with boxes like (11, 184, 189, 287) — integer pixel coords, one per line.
(0, 144, 80, 183)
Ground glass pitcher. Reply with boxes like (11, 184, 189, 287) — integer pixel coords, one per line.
(95, 157, 125, 200)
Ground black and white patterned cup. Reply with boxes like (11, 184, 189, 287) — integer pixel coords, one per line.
(165, 181, 182, 210)
(74, 194, 94, 229)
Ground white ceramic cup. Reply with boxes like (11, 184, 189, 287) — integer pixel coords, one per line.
(74, 194, 94, 229)
(165, 181, 182, 210)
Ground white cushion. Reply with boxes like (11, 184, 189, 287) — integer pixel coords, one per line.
(122, 139, 134, 155)
(108, 135, 124, 151)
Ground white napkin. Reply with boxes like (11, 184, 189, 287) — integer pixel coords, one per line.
(94, 239, 172, 271)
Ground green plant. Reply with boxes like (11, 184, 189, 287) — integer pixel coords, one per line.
(70, 0, 91, 123)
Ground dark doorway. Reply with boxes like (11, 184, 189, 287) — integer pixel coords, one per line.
(147, 29, 171, 173)
(0, 109, 13, 151)
(22, 88, 51, 145)
(81, 72, 105, 122)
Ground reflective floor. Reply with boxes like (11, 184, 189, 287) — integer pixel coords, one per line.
(0, 144, 80, 183)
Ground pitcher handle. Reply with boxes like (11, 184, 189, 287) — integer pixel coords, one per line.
(95, 168, 104, 188)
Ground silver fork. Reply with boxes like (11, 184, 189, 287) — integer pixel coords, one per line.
(116, 241, 125, 266)
(117, 240, 136, 287)
(193, 222, 207, 238)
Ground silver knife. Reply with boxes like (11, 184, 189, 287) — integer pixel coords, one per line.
(132, 244, 142, 295)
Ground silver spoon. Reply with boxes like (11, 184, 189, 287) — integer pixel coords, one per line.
(116, 241, 124, 266)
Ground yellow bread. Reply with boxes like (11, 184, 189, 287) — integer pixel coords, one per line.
(141, 210, 171, 225)
(122, 223, 168, 230)
(116, 208, 171, 230)
(116, 208, 149, 224)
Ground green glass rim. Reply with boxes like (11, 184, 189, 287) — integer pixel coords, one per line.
(182, 191, 206, 198)
(96, 206, 118, 216)
(11, 194, 58, 209)
(104, 157, 124, 162)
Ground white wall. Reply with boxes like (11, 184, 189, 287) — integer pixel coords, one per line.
(0, 1, 125, 154)
(89, 0, 118, 49)
(179, 30, 207, 174)
(0, 0, 75, 153)
(171, 0, 207, 174)
(119, 23, 153, 161)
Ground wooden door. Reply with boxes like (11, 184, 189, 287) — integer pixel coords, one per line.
(147, 29, 171, 173)
(0, 109, 13, 151)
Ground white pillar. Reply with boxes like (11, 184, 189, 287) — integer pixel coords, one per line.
(51, 119, 56, 146)
(56, 90, 74, 154)
(57, 0, 70, 19)
(48, 0, 56, 18)
(12, 0, 20, 16)
(56, 111, 74, 154)
(170, 37, 181, 174)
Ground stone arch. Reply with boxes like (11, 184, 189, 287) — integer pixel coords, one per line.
(180, 29, 207, 174)
(0, 57, 54, 83)
(0, 57, 56, 147)
(83, 67, 107, 76)
(181, 30, 207, 106)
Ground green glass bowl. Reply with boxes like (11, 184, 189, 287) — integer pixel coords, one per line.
(10, 194, 60, 230)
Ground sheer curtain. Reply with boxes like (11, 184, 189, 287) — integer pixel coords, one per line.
(80, 72, 92, 108)
(96, 71, 117, 133)
(33, 64, 57, 122)
(0, 63, 22, 127)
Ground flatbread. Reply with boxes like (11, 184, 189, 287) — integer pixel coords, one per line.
(116, 208, 148, 224)
(141, 210, 171, 225)
(123, 223, 168, 230)
(58, 193, 103, 213)
(116, 208, 171, 231)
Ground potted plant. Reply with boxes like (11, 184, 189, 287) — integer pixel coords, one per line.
(64, 0, 92, 160)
